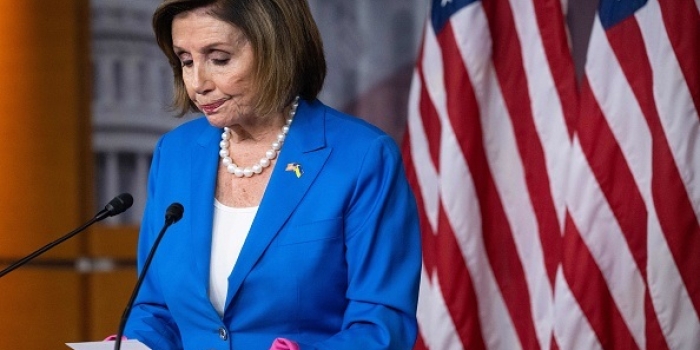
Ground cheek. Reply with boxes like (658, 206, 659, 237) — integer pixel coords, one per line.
(180, 70, 193, 88)
(222, 77, 248, 92)
(216, 62, 255, 89)
(180, 74, 198, 98)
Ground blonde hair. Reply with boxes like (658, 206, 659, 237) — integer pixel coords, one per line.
(153, 0, 326, 116)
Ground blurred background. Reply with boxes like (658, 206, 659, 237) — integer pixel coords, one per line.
(0, 0, 595, 348)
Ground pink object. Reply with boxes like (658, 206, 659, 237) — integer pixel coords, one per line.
(104, 335, 128, 341)
(269, 338, 300, 350)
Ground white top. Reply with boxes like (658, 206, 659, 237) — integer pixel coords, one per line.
(209, 200, 258, 317)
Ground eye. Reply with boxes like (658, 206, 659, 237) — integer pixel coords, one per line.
(212, 58, 230, 66)
(174, 50, 192, 68)
(208, 49, 231, 66)
(210, 53, 230, 65)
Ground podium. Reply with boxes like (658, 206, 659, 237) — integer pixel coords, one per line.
(66, 340, 150, 349)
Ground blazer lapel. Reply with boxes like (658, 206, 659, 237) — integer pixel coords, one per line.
(225, 100, 331, 308)
(189, 123, 221, 296)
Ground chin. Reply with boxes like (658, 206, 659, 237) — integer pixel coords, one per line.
(203, 114, 230, 129)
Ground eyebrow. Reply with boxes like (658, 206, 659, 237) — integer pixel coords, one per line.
(173, 42, 232, 54)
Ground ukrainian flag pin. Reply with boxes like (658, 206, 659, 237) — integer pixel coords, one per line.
(285, 163, 303, 178)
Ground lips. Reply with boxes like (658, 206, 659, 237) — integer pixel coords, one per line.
(199, 100, 225, 114)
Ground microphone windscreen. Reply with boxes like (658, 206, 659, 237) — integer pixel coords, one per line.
(106, 193, 134, 216)
(165, 203, 184, 223)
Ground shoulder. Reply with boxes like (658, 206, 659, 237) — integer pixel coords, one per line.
(295, 100, 404, 179)
(303, 99, 398, 154)
(308, 99, 387, 140)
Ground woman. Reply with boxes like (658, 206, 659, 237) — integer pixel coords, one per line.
(125, 0, 422, 348)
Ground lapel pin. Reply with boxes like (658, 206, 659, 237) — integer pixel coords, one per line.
(285, 163, 304, 178)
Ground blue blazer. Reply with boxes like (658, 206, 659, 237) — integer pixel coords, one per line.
(124, 99, 421, 349)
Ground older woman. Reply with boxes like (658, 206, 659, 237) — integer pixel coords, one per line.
(125, 0, 421, 348)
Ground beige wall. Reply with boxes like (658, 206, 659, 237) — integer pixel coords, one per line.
(0, 1, 137, 348)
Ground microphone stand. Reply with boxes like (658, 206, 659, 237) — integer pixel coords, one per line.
(0, 193, 133, 278)
(0, 216, 101, 278)
(114, 203, 183, 350)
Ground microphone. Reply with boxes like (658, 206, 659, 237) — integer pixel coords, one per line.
(114, 202, 184, 350)
(97, 193, 134, 220)
(0, 193, 134, 278)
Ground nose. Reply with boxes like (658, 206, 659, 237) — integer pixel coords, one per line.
(189, 63, 213, 95)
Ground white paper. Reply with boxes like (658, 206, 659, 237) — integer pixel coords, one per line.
(66, 340, 151, 350)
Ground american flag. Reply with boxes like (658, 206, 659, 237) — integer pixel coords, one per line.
(402, 0, 699, 348)
(558, 0, 700, 348)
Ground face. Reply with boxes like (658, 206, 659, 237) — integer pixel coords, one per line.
(171, 8, 257, 128)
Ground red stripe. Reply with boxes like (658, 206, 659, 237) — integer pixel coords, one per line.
(578, 76, 669, 348)
(436, 204, 487, 350)
(532, 0, 580, 137)
(550, 335, 559, 350)
(415, 42, 443, 169)
(645, 290, 670, 350)
(607, 17, 700, 317)
(439, 22, 540, 349)
(657, 0, 700, 114)
(562, 213, 639, 349)
(402, 131, 440, 349)
(418, 70, 443, 169)
(401, 131, 437, 276)
(577, 77, 648, 276)
(403, 129, 486, 350)
(413, 333, 428, 350)
(481, 0, 562, 288)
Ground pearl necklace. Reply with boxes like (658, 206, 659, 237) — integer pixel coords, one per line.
(219, 97, 299, 178)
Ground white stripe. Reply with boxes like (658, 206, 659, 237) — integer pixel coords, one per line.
(417, 267, 463, 350)
(647, 214, 700, 349)
(451, 5, 554, 350)
(587, 14, 700, 347)
(421, 20, 449, 133)
(436, 6, 522, 350)
(438, 124, 522, 350)
(407, 68, 440, 234)
(637, 0, 700, 224)
(560, 0, 569, 17)
(421, 6, 522, 349)
(636, 3, 700, 344)
(508, 0, 571, 229)
(565, 132, 646, 349)
(584, 7, 654, 302)
(412, 19, 466, 349)
(585, 19, 653, 196)
(585, 22, 655, 347)
(553, 266, 603, 350)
